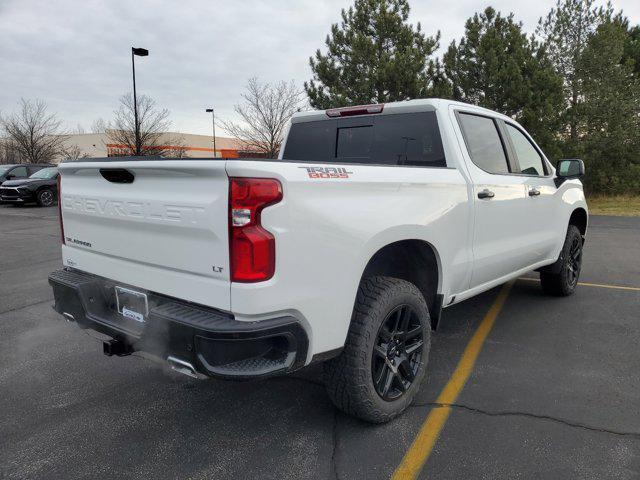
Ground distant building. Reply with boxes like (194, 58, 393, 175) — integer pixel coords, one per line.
(54, 132, 266, 163)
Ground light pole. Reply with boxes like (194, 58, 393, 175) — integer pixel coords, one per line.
(205, 108, 217, 158)
(131, 47, 149, 156)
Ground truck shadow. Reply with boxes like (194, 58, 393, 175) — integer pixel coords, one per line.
(121, 284, 516, 478)
(4, 280, 550, 480)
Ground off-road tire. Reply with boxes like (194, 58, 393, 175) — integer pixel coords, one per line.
(36, 188, 55, 207)
(324, 276, 431, 423)
(540, 225, 583, 296)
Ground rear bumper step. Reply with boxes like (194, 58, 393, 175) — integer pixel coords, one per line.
(48, 268, 308, 379)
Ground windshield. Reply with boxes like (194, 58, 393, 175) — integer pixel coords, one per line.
(0, 166, 14, 175)
(29, 167, 58, 179)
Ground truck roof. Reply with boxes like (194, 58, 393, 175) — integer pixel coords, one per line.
(291, 98, 512, 124)
(1, 163, 55, 167)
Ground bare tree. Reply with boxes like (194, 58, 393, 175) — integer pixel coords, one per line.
(59, 144, 90, 162)
(166, 134, 190, 158)
(91, 118, 110, 134)
(107, 93, 179, 157)
(0, 99, 68, 163)
(221, 78, 305, 158)
(72, 123, 86, 135)
(0, 139, 21, 164)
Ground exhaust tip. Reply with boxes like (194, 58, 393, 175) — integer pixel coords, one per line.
(167, 356, 205, 379)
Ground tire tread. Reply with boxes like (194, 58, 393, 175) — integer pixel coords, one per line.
(324, 276, 430, 423)
(540, 225, 582, 296)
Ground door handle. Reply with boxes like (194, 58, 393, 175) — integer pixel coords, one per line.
(528, 188, 541, 197)
(477, 189, 495, 199)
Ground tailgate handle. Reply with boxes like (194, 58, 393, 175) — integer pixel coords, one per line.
(100, 168, 135, 184)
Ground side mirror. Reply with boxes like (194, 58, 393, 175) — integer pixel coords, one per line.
(5, 174, 14, 180)
(555, 159, 585, 187)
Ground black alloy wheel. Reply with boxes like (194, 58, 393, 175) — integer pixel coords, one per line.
(372, 304, 424, 401)
(540, 224, 583, 296)
(324, 276, 431, 422)
(37, 189, 55, 207)
(566, 235, 582, 288)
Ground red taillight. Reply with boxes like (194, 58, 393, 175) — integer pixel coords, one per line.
(326, 103, 384, 117)
(57, 174, 65, 244)
(229, 177, 282, 282)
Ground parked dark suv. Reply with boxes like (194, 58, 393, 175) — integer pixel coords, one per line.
(0, 166, 59, 207)
(0, 164, 54, 183)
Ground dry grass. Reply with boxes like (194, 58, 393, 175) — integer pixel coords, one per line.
(587, 195, 640, 217)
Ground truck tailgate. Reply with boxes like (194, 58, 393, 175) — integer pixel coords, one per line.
(58, 160, 231, 311)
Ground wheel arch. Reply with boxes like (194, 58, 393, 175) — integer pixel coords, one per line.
(540, 206, 588, 276)
(569, 207, 588, 238)
(359, 239, 442, 330)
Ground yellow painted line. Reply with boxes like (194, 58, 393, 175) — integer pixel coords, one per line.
(391, 281, 514, 480)
(518, 277, 640, 292)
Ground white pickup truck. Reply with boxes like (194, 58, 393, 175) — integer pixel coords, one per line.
(49, 99, 587, 422)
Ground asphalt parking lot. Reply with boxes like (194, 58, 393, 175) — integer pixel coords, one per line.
(1, 204, 639, 479)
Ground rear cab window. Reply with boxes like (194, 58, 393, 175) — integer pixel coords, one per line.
(283, 112, 447, 168)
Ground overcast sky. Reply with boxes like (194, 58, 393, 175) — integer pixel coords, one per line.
(1, 0, 638, 137)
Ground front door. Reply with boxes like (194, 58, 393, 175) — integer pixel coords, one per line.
(502, 122, 560, 262)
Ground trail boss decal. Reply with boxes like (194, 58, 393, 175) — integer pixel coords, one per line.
(299, 166, 353, 179)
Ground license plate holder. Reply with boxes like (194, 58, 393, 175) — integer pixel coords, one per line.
(115, 286, 148, 323)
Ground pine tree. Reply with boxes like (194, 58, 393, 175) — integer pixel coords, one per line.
(537, 0, 611, 143)
(305, 0, 440, 109)
(537, 1, 640, 193)
(622, 24, 640, 75)
(575, 19, 640, 193)
(426, 58, 453, 98)
(442, 7, 564, 157)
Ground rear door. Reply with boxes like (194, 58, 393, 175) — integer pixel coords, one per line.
(59, 160, 231, 310)
(454, 111, 532, 287)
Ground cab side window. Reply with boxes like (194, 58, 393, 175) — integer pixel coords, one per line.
(9, 166, 28, 178)
(458, 113, 510, 174)
(505, 124, 546, 176)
